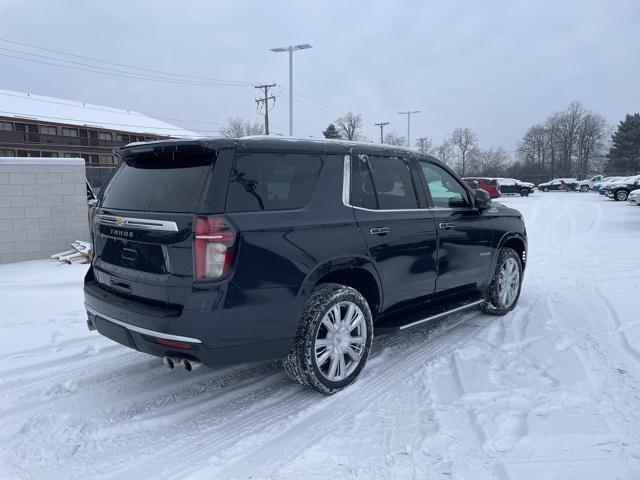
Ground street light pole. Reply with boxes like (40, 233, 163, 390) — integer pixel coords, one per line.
(397, 110, 420, 148)
(270, 43, 313, 136)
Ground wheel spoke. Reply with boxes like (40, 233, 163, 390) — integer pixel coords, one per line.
(349, 336, 365, 345)
(338, 353, 347, 380)
(315, 338, 333, 348)
(345, 345, 361, 362)
(328, 353, 339, 379)
(316, 348, 332, 366)
(347, 312, 363, 332)
(343, 303, 355, 329)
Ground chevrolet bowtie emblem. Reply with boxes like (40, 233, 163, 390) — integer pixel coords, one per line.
(115, 217, 125, 226)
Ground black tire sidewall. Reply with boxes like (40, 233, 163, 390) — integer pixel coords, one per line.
(483, 248, 523, 315)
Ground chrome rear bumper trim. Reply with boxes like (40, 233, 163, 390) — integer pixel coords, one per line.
(96, 215, 179, 232)
(85, 305, 203, 344)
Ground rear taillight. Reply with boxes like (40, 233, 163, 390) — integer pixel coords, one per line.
(194, 215, 236, 280)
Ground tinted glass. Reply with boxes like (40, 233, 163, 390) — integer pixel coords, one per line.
(366, 156, 419, 209)
(226, 152, 322, 212)
(101, 150, 213, 213)
(419, 161, 469, 208)
(350, 154, 378, 209)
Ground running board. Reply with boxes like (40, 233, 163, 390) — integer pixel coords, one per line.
(399, 299, 484, 330)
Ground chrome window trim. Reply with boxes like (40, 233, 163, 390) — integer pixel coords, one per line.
(341, 154, 454, 212)
(86, 305, 203, 344)
(96, 215, 179, 232)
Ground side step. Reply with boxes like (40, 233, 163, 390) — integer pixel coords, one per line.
(374, 295, 484, 334)
(399, 299, 483, 330)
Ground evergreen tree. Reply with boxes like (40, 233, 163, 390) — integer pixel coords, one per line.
(607, 113, 640, 172)
(322, 123, 342, 139)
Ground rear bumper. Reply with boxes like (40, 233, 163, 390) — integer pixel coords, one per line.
(84, 280, 296, 365)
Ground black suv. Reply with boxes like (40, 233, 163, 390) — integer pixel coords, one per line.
(84, 138, 527, 394)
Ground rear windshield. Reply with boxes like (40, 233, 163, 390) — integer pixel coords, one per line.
(101, 149, 214, 213)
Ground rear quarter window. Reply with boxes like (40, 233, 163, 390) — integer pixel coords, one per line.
(226, 152, 323, 212)
(100, 149, 214, 213)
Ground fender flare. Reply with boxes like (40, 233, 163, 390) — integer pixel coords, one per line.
(292, 255, 383, 319)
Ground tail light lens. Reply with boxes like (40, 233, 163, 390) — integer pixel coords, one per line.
(194, 216, 236, 280)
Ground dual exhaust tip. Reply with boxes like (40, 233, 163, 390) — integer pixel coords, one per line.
(163, 356, 203, 372)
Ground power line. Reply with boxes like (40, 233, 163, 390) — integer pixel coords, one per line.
(0, 37, 254, 85)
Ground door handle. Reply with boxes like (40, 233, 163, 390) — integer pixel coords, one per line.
(370, 227, 390, 235)
(438, 222, 454, 230)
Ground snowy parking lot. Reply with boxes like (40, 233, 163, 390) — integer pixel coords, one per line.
(1, 193, 640, 480)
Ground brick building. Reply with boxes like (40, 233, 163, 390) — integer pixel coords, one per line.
(0, 88, 196, 167)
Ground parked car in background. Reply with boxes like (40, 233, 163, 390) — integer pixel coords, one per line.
(577, 175, 604, 192)
(537, 178, 578, 192)
(496, 178, 535, 196)
(83, 137, 527, 394)
(593, 177, 622, 193)
(602, 175, 640, 201)
(462, 177, 501, 198)
(628, 189, 640, 206)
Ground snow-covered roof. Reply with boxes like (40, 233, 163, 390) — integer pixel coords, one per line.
(0, 88, 197, 138)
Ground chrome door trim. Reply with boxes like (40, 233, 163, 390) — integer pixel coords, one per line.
(96, 215, 179, 232)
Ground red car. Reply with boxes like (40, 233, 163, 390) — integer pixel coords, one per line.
(463, 177, 501, 198)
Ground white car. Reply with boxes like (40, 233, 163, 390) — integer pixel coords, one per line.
(577, 175, 604, 192)
(629, 189, 640, 205)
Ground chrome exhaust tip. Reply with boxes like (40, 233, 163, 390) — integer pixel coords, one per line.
(163, 356, 179, 370)
(181, 358, 203, 372)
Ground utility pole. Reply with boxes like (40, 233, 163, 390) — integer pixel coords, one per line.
(397, 110, 420, 148)
(416, 137, 428, 154)
(255, 83, 276, 135)
(374, 122, 389, 144)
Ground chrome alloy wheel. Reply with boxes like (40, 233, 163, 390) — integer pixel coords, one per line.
(314, 301, 367, 382)
(498, 257, 520, 308)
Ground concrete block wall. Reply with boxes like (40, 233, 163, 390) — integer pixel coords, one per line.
(0, 158, 89, 264)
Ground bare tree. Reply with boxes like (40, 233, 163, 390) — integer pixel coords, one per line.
(335, 112, 364, 141)
(415, 137, 434, 155)
(475, 147, 511, 177)
(435, 139, 455, 166)
(383, 132, 406, 146)
(556, 101, 584, 176)
(221, 117, 264, 138)
(576, 112, 608, 178)
(451, 127, 478, 175)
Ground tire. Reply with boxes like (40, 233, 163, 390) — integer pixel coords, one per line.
(615, 190, 629, 201)
(520, 189, 529, 197)
(481, 247, 523, 316)
(542, 187, 549, 192)
(580, 185, 589, 192)
(283, 283, 373, 395)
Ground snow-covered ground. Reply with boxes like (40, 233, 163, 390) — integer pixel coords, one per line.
(2, 193, 640, 480)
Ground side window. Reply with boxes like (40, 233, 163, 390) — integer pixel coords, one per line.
(365, 156, 419, 209)
(226, 152, 322, 212)
(418, 161, 470, 208)
(350, 154, 378, 209)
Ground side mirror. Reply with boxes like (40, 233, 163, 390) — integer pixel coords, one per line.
(474, 189, 491, 210)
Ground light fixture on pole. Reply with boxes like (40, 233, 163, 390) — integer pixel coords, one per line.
(270, 43, 313, 136)
(397, 110, 420, 148)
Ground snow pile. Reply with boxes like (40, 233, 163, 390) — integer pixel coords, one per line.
(1, 194, 640, 479)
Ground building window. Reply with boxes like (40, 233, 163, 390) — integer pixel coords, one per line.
(98, 131, 113, 141)
(41, 152, 60, 158)
(39, 125, 57, 135)
(63, 153, 77, 158)
(0, 121, 13, 131)
(28, 151, 41, 157)
(0, 149, 16, 156)
(116, 133, 129, 142)
(99, 154, 114, 164)
(62, 127, 79, 137)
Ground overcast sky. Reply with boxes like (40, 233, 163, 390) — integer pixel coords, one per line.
(0, 0, 638, 151)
